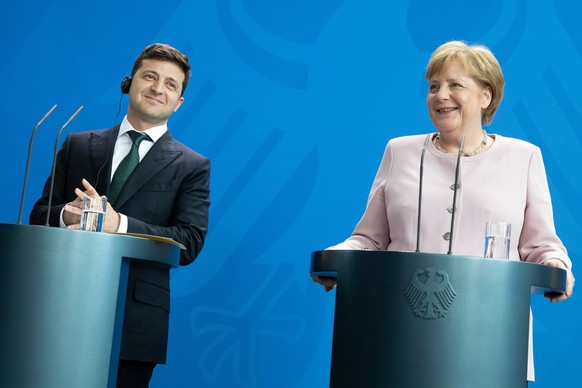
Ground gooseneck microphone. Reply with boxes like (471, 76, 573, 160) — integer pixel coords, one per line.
(17, 104, 58, 224)
(415, 134, 431, 252)
(447, 136, 465, 255)
(45, 106, 84, 226)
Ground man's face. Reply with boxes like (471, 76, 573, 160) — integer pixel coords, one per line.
(126, 59, 185, 130)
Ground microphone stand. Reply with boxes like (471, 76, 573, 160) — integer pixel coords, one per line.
(45, 106, 84, 227)
(447, 136, 465, 255)
(17, 105, 58, 224)
(415, 134, 431, 252)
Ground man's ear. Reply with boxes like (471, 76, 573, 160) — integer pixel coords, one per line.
(174, 97, 185, 112)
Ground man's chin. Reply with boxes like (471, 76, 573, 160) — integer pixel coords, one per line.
(127, 111, 171, 130)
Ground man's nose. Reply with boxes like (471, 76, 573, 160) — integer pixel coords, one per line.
(150, 80, 163, 93)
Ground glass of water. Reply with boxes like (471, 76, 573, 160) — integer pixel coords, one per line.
(484, 222, 511, 259)
(80, 195, 107, 232)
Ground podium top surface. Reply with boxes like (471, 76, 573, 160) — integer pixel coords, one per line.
(1, 223, 180, 268)
(311, 249, 567, 294)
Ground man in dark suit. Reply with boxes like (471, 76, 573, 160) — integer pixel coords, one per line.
(29, 43, 210, 387)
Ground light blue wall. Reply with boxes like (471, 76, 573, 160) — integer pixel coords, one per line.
(1, 0, 580, 386)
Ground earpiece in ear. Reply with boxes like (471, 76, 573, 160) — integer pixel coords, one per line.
(120, 76, 132, 94)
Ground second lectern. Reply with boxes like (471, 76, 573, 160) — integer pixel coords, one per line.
(311, 250, 566, 388)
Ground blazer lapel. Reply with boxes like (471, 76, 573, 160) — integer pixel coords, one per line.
(113, 131, 181, 208)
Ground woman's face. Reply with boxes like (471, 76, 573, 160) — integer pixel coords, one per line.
(426, 59, 491, 136)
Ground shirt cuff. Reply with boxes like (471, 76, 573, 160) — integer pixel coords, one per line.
(117, 213, 128, 233)
(59, 205, 67, 228)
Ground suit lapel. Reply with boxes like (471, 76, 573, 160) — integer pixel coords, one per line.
(89, 126, 119, 194)
(113, 131, 182, 208)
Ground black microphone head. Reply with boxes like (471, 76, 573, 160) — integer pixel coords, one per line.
(120, 76, 132, 94)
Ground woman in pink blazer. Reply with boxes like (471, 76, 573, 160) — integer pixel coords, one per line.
(312, 41, 575, 382)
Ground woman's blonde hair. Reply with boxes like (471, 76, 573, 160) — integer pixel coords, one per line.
(425, 41, 504, 125)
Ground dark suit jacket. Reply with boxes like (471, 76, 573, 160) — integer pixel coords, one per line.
(29, 125, 210, 363)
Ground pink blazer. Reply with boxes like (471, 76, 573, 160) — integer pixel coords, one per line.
(329, 134, 572, 381)
(330, 134, 571, 269)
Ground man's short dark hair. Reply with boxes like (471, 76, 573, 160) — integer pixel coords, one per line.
(131, 43, 191, 96)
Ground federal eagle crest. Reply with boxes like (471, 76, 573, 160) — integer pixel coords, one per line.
(404, 268, 456, 320)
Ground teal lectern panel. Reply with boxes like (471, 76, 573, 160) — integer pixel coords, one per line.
(311, 250, 566, 388)
(0, 223, 180, 388)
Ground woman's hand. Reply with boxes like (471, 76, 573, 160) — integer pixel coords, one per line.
(544, 259, 575, 302)
(311, 274, 337, 292)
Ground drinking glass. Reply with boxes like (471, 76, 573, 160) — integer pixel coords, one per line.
(484, 221, 511, 259)
(79, 195, 107, 232)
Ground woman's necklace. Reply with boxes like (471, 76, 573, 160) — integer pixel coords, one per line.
(433, 130, 488, 157)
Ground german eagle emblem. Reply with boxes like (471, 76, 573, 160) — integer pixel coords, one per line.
(404, 268, 456, 320)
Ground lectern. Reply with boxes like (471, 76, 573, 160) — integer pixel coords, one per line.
(0, 223, 180, 388)
(311, 250, 567, 388)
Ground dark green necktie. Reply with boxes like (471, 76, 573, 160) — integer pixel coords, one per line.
(109, 131, 150, 206)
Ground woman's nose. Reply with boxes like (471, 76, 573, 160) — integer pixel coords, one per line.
(435, 86, 449, 100)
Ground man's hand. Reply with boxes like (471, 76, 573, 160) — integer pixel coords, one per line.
(68, 179, 121, 233)
(62, 197, 84, 228)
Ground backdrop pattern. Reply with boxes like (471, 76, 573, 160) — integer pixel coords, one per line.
(1, 0, 580, 387)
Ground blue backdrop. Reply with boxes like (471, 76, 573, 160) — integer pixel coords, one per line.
(1, 0, 580, 386)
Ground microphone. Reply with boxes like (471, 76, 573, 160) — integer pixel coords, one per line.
(44, 106, 84, 226)
(415, 134, 431, 252)
(447, 136, 465, 255)
(17, 105, 58, 224)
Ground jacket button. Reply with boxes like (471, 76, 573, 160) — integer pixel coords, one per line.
(442, 232, 451, 241)
(447, 206, 455, 214)
(450, 184, 460, 190)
